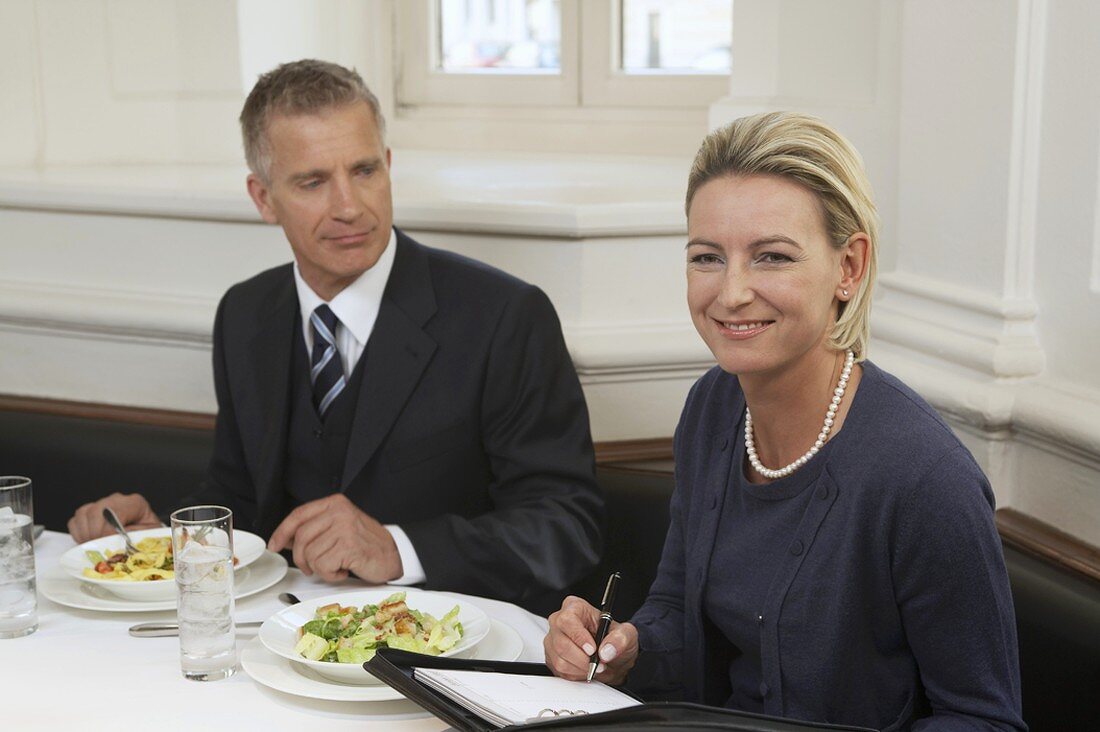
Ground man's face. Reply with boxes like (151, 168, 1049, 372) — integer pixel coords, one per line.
(247, 101, 393, 301)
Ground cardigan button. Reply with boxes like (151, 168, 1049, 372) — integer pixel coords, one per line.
(756, 613, 764, 625)
(789, 539, 804, 556)
(759, 681, 770, 698)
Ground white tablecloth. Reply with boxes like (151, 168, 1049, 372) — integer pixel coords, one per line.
(1, 531, 550, 731)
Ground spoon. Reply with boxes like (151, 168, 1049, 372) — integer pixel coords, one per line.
(129, 590, 304, 637)
(102, 507, 139, 554)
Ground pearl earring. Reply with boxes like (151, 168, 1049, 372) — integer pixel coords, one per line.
(842, 289, 849, 297)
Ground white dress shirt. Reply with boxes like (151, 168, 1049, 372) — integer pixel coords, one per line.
(291, 228, 426, 585)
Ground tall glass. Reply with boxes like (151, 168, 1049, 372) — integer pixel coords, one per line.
(0, 476, 37, 639)
(170, 505, 237, 681)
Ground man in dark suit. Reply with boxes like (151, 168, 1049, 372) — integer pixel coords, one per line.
(68, 59, 603, 612)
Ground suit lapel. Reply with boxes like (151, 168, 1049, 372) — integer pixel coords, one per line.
(341, 231, 438, 488)
(245, 272, 296, 521)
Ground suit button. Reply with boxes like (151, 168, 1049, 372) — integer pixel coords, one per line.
(817, 484, 829, 500)
(330, 475, 341, 488)
(759, 681, 770, 698)
(313, 429, 324, 438)
(789, 539, 804, 556)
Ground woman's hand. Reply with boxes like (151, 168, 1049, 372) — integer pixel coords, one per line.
(544, 595, 639, 686)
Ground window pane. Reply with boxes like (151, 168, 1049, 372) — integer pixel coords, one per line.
(438, 0, 561, 73)
(620, 0, 731, 74)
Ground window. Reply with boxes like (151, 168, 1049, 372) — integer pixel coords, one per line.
(397, 0, 731, 109)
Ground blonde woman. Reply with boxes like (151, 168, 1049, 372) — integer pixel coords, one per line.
(545, 113, 1025, 732)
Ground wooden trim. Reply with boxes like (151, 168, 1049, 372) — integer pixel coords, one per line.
(996, 508, 1100, 584)
(594, 437, 674, 465)
(0, 395, 215, 431)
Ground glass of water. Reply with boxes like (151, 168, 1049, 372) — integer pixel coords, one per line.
(170, 505, 237, 681)
(0, 476, 37, 639)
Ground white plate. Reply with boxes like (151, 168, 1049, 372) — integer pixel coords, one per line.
(41, 550, 288, 612)
(259, 588, 491, 685)
(59, 528, 267, 601)
(242, 618, 523, 702)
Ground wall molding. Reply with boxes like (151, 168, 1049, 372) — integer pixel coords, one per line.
(0, 278, 713, 378)
(1004, 0, 1047, 301)
(874, 271, 1045, 377)
(0, 150, 688, 239)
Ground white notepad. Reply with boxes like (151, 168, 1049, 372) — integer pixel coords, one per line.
(413, 668, 642, 728)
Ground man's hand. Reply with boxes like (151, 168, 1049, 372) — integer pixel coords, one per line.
(67, 493, 163, 543)
(544, 595, 639, 686)
(267, 494, 403, 583)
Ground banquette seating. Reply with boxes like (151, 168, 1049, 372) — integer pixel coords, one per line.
(1, 405, 1097, 730)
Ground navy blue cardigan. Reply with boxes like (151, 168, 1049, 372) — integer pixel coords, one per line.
(628, 362, 1025, 732)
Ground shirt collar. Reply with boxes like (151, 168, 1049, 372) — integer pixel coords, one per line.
(292, 227, 397, 346)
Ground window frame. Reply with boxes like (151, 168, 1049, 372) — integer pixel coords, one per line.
(395, 0, 730, 111)
(396, 0, 581, 108)
(579, 0, 731, 108)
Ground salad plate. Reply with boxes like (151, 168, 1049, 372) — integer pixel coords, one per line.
(40, 550, 287, 612)
(259, 588, 491, 684)
(242, 618, 523, 702)
(59, 528, 267, 601)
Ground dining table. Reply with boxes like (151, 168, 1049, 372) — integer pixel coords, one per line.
(2, 530, 552, 730)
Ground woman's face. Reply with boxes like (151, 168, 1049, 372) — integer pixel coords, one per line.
(686, 173, 847, 378)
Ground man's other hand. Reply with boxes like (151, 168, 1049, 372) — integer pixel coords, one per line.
(267, 494, 403, 583)
(67, 493, 162, 543)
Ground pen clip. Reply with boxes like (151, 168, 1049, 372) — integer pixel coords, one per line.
(600, 571, 621, 612)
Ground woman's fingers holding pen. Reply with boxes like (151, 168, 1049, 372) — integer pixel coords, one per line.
(545, 596, 600, 680)
(593, 622, 639, 686)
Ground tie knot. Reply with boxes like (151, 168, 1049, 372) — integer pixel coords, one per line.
(311, 305, 340, 348)
(313, 304, 339, 332)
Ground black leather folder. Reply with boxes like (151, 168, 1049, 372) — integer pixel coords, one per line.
(363, 649, 876, 732)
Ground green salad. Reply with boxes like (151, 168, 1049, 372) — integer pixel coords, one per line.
(293, 591, 464, 664)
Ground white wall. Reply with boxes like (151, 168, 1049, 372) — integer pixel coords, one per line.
(1, 1, 1098, 543)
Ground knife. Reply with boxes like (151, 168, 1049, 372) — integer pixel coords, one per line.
(129, 620, 263, 637)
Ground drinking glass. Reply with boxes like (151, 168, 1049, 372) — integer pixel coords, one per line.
(0, 476, 37, 639)
(170, 505, 237, 681)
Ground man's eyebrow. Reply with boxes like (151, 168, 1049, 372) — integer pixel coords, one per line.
(287, 169, 327, 184)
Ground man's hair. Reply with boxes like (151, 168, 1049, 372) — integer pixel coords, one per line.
(240, 59, 386, 182)
(685, 111, 879, 361)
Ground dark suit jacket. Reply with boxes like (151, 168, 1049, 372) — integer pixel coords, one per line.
(629, 363, 1024, 732)
(187, 229, 603, 611)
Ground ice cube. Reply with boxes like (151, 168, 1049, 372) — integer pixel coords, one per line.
(0, 508, 30, 534)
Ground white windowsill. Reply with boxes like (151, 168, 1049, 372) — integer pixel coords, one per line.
(0, 150, 688, 239)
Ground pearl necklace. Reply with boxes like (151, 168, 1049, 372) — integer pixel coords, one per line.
(745, 349, 855, 480)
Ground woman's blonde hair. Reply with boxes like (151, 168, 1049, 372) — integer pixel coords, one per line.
(685, 111, 878, 360)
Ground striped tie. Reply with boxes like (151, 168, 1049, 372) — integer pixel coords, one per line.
(309, 304, 346, 418)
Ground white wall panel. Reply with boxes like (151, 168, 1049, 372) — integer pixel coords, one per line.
(0, 1, 42, 166)
(896, 0, 1016, 293)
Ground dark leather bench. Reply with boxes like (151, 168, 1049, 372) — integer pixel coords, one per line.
(2, 406, 1097, 729)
